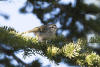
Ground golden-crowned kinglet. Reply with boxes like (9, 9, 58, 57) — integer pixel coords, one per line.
(21, 24, 57, 42)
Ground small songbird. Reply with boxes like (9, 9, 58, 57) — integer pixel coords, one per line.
(21, 24, 57, 42)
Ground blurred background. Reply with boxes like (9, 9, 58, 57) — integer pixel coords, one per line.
(0, 0, 100, 67)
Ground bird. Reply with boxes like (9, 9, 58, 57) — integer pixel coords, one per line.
(21, 24, 57, 42)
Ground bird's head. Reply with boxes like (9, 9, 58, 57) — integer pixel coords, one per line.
(47, 24, 57, 33)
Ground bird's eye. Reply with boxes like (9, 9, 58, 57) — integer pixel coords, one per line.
(50, 26, 54, 28)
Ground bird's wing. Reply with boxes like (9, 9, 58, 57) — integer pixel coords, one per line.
(38, 25, 47, 32)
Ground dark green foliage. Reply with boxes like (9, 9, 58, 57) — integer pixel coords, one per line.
(0, 13, 9, 19)
(90, 34, 100, 43)
(0, 26, 100, 67)
(29, 60, 42, 67)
